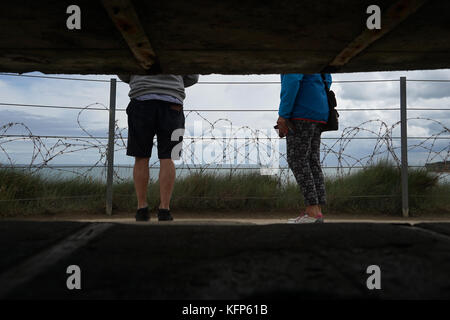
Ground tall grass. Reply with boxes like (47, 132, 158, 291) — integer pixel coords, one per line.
(0, 162, 448, 217)
(325, 161, 449, 215)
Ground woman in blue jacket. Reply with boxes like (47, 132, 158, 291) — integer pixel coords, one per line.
(277, 73, 331, 223)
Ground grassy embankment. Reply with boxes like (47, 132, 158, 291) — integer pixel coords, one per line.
(0, 162, 449, 217)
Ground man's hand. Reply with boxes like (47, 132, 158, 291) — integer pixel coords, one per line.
(117, 75, 131, 83)
(183, 75, 199, 88)
(276, 116, 289, 137)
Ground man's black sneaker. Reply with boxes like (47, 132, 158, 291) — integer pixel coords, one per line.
(158, 208, 173, 221)
(135, 207, 150, 222)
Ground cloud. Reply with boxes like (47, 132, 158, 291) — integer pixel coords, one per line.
(0, 71, 449, 168)
(0, 107, 109, 137)
(337, 81, 398, 102)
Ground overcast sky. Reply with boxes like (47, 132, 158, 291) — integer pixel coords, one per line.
(0, 69, 449, 173)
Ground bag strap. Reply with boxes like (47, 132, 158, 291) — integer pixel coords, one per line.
(320, 73, 330, 93)
(320, 73, 332, 111)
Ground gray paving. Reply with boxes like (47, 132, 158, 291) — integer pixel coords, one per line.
(0, 221, 87, 274)
(1, 221, 450, 299)
(415, 223, 450, 237)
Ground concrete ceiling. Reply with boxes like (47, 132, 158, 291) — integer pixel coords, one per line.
(0, 0, 449, 75)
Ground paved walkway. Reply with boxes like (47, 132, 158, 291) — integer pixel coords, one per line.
(73, 217, 450, 225)
(1, 220, 449, 299)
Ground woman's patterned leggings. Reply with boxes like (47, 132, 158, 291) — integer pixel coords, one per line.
(286, 120, 327, 206)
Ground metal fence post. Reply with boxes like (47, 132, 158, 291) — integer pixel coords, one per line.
(106, 78, 117, 215)
(400, 76, 409, 217)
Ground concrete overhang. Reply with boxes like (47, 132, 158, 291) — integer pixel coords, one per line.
(0, 0, 449, 75)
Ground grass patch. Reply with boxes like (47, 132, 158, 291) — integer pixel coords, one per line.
(325, 161, 449, 216)
(0, 162, 449, 217)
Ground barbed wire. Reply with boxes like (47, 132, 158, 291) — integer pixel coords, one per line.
(1, 103, 448, 183)
(0, 74, 449, 182)
(0, 74, 449, 208)
(2, 102, 449, 113)
(2, 134, 450, 140)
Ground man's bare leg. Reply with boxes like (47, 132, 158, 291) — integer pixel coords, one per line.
(133, 157, 149, 209)
(159, 159, 175, 209)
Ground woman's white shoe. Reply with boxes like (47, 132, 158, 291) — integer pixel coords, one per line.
(287, 214, 324, 224)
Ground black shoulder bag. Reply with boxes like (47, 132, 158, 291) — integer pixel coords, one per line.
(320, 73, 339, 132)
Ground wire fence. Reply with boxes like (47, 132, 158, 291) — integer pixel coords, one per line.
(0, 73, 449, 215)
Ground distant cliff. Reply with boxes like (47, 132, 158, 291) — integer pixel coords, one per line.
(425, 161, 449, 172)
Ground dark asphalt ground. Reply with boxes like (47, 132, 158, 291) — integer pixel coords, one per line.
(1, 221, 450, 300)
